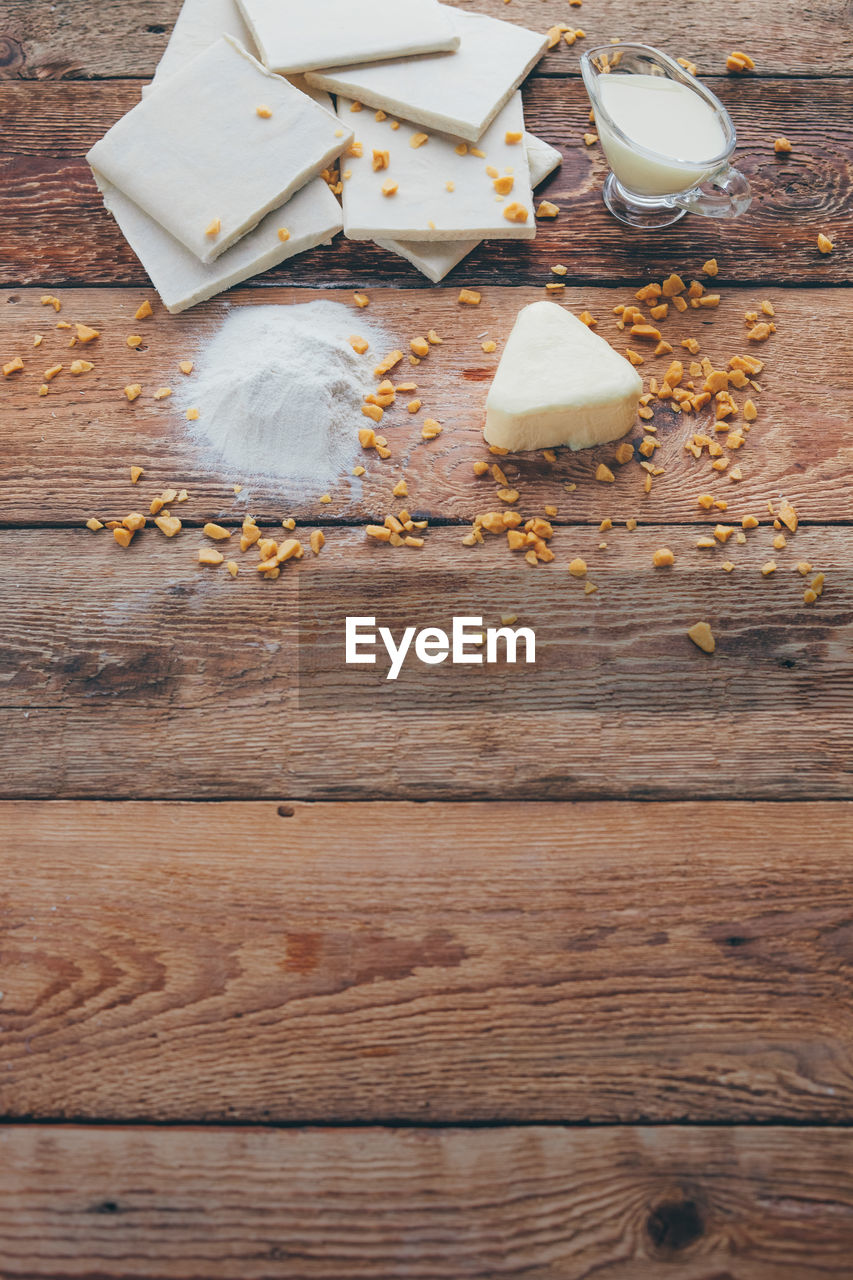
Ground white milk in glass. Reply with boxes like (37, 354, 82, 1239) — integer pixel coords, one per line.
(595, 74, 727, 197)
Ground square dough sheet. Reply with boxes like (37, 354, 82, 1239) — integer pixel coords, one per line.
(88, 36, 352, 264)
(340, 93, 535, 243)
(94, 172, 343, 313)
(307, 8, 547, 143)
(235, 0, 459, 75)
(375, 133, 562, 282)
(146, 0, 257, 92)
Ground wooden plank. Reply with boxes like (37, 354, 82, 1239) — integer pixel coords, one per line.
(2, 799, 853, 1122)
(4, 0, 853, 78)
(3, 1124, 853, 1279)
(0, 521, 850, 804)
(1, 285, 851, 525)
(1, 79, 851, 287)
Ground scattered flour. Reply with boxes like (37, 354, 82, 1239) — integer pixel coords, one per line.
(179, 301, 387, 491)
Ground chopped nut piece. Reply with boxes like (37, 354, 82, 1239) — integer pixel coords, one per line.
(75, 323, 100, 344)
(366, 524, 392, 542)
(726, 50, 756, 71)
(85, 518, 103, 532)
(362, 403, 383, 423)
(482, 340, 497, 353)
(123, 512, 146, 532)
(381, 179, 398, 197)
(583, 132, 598, 146)
(410, 337, 430, 358)
(308, 530, 325, 556)
(113, 527, 134, 548)
(134, 300, 153, 321)
(353, 293, 370, 308)
(796, 561, 812, 576)
(406, 399, 422, 414)
(626, 348, 644, 367)
(186, 407, 199, 420)
(661, 273, 687, 297)
(774, 137, 792, 153)
(631, 324, 662, 341)
(779, 500, 798, 533)
(41, 295, 61, 312)
(817, 232, 834, 254)
(129, 465, 144, 485)
(198, 547, 224, 566)
(568, 558, 587, 578)
(496, 487, 519, 504)
(687, 621, 715, 653)
(319, 494, 332, 504)
(702, 259, 719, 276)
(179, 360, 194, 375)
(372, 149, 390, 171)
(422, 418, 442, 439)
(614, 442, 634, 465)
(652, 547, 675, 567)
(69, 359, 94, 375)
(124, 383, 142, 402)
(473, 461, 489, 476)
(747, 322, 774, 342)
(458, 289, 481, 306)
(2, 357, 24, 377)
(811, 573, 826, 596)
(773, 533, 787, 550)
(505, 202, 530, 223)
(205, 218, 221, 237)
(761, 560, 777, 576)
(393, 479, 408, 498)
(713, 525, 735, 543)
(596, 463, 615, 483)
(154, 514, 182, 538)
(203, 523, 231, 541)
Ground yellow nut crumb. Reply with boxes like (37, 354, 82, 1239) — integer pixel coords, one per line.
(353, 465, 366, 477)
(154, 515, 182, 538)
(702, 259, 719, 276)
(85, 518, 104, 532)
(504, 202, 530, 223)
(583, 132, 598, 146)
(596, 463, 615, 483)
(354, 292, 370, 308)
(256, 105, 272, 118)
(422, 418, 442, 439)
(205, 218, 221, 237)
(362, 403, 384, 423)
(482, 340, 497, 353)
(309, 530, 325, 556)
(494, 175, 514, 195)
(349, 335, 369, 355)
(761, 561, 777, 576)
(535, 200, 559, 219)
(407, 399, 422, 413)
(726, 50, 756, 72)
(277, 227, 291, 243)
(41, 294, 61, 312)
(652, 547, 675, 567)
(75, 323, 100, 343)
(687, 621, 715, 654)
(458, 289, 481, 306)
(124, 383, 142, 402)
(774, 137, 792, 153)
(410, 132, 429, 148)
(130, 465, 144, 484)
(320, 494, 332, 504)
(568, 558, 587, 578)
(179, 360, 194, 375)
(135, 300, 153, 320)
(410, 337, 430, 358)
(198, 547, 224, 566)
(186, 407, 200, 420)
(2, 357, 24, 377)
(817, 232, 834, 254)
(203, 523, 231, 541)
(113, 527, 135, 549)
(372, 149, 390, 171)
(505, 130, 523, 145)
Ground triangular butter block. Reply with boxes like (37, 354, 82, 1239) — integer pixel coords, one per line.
(484, 301, 643, 452)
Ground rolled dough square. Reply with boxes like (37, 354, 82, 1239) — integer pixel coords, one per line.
(87, 36, 352, 264)
(340, 93, 535, 243)
(307, 8, 547, 143)
(94, 172, 343, 314)
(375, 133, 562, 281)
(147, 0, 257, 92)
(235, 0, 459, 75)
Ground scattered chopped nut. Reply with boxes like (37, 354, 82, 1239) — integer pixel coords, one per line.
(70, 359, 94, 374)
(186, 407, 199, 420)
(583, 132, 598, 146)
(85, 518, 103, 532)
(726, 50, 756, 72)
(203, 523, 231, 541)
(410, 337, 430, 358)
(130, 465, 144, 485)
(774, 137, 792, 153)
(154, 514, 182, 538)
(652, 547, 675, 567)
(504, 202, 530, 223)
(134, 300, 153, 321)
(702, 259, 719, 276)
(595, 463, 615, 483)
(205, 218, 221, 237)
(568, 558, 587, 578)
(40, 295, 61, 312)
(125, 383, 142, 402)
(2, 357, 24, 377)
(179, 360, 194, 375)
(761, 561, 777, 576)
(687, 621, 715, 653)
(817, 232, 834, 255)
(458, 289, 481, 306)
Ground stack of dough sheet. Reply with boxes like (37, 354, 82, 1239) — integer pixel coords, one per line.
(375, 133, 562, 283)
(91, 0, 559, 303)
(306, 8, 547, 143)
(234, 0, 461, 74)
(340, 94, 535, 243)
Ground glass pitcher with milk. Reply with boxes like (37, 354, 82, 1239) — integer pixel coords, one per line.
(580, 44, 752, 228)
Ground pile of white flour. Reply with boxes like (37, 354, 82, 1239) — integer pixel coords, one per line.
(180, 301, 386, 490)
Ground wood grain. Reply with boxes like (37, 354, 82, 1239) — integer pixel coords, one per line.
(2, 799, 853, 1123)
(3, 0, 853, 79)
(0, 524, 850, 805)
(3, 1122, 853, 1278)
(1, 286, 851, 526)
(1, 79, 850, 287)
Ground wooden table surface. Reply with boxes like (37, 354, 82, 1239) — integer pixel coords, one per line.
(2, 1, 853, 1276)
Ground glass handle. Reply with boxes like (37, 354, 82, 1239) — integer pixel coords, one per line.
(673, 164, 752, 219)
